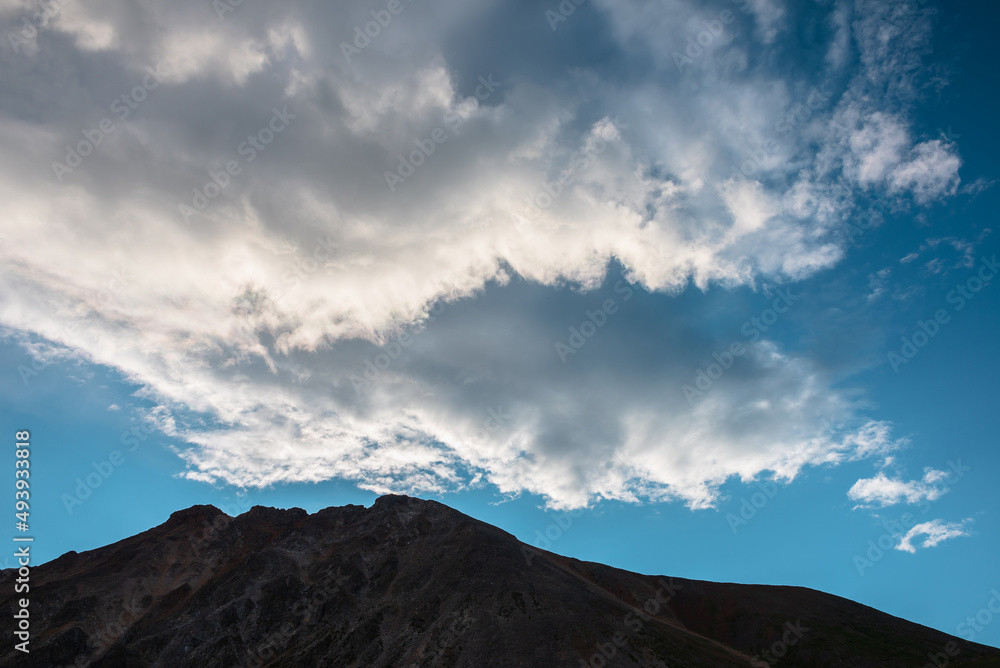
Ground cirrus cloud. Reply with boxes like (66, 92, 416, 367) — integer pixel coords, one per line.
(896, 519, 972, 553)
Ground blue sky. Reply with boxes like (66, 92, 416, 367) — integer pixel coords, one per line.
(1, 0, 998, 650)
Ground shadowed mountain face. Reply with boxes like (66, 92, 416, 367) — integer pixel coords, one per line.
(2, 496, 998, 667)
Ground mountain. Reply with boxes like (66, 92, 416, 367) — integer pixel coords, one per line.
(2, 495, 997, 667)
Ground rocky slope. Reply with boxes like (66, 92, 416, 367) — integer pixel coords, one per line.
(1, 495, 998, 667)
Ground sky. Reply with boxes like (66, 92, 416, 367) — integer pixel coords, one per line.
(0, 0, 998, 650)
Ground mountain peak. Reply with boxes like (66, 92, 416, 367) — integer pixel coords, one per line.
(3, 498, 997, 667)
(372, 493, 427, 509)
(164, 504, 225, 527)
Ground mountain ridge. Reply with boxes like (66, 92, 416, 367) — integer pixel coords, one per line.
(2, 495, 998, 667)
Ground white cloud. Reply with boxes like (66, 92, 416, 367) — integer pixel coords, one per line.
(889, 140, 962, 204)
(848, 113, 911, 186)
(0, 0, 966, 508)
(744, 0, 786, 45)
(840, 421, 908, 461)
(896, 519, 971, 553)
(848, 469, 950, 508)
(49, 3, 118, 52)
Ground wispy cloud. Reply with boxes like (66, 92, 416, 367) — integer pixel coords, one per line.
(896, 519, 972, 553)
(848, 469, 950, 508)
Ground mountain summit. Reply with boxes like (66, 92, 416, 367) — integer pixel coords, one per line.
(2, 496, 997, 667)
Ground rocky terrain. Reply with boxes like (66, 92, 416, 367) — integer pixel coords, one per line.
(1, 495, 998, 667)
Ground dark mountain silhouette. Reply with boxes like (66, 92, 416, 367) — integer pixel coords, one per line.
(2, 495, 998, 667)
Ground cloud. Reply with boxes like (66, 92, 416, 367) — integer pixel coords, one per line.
(896, 519, 971, 553)
(830, 114, 960, 205)
(848, 469, 950, 508)
(895, 236, 982, 274)
(866, 268, 891, 303)
(889, 140, 962, 204)
(0, 0, 966, 508)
